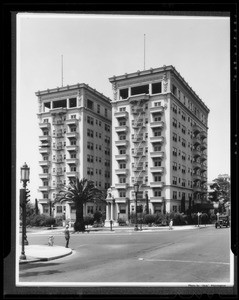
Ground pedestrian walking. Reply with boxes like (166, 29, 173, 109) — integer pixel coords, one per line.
(169, 219, 173, 230)
(64, 224, 70, 248)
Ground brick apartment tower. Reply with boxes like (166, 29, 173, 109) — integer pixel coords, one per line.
(36, 84, 112, 222)
(106, 65, 209, 226)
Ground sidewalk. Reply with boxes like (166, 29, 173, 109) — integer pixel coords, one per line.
(19, 245, 72, 264)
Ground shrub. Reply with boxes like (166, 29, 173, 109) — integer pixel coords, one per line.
(118, 218, 127, 226)
(93, 211, 102, 223)
(84, 215, 94, 227)
(144, 214, 156, 225)
(210, 213, 217, 223)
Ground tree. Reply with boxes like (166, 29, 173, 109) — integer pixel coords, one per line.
(55, 177, 105, 232)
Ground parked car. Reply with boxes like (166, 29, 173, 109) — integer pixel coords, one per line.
(215, 215, 230, 228)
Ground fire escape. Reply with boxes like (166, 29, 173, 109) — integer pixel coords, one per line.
(131, 98, 148, 190)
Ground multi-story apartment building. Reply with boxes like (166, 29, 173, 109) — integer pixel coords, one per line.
(106, 65, 209, 225)
(36, 83, 112, 221)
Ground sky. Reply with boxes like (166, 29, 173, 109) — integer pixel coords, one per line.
(16, 13, 230, 202)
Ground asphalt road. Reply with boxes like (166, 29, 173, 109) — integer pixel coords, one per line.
(19, 226, 231, 284)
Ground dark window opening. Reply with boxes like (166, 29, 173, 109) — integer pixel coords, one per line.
(53, 99, 67, 109)
(152, 82, 162, 94)
(87, 99, 93, 110)
(172, 85, 177, 96)
(69, 98, 77, 108)
(119, 88, 129, 99)
(43, 102, 51, 112)
(131, 84, 149, 96)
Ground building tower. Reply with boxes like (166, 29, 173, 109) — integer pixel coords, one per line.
(36, 83, 112, 222)
(106, 66, 209, 225)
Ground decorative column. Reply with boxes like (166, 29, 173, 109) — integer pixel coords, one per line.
(106, 202, 109, 220)
(111, 201, 114, 220)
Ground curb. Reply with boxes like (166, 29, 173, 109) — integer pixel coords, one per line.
(19, 249, 73, 264)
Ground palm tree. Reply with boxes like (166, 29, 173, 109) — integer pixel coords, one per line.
(55, 177, 105, 232)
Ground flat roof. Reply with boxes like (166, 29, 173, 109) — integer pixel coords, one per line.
(35, 83, 112, 104)
(109, 65, 209, 112)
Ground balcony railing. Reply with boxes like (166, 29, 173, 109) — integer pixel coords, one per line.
(115, 183, 129, 189)
(52, 119, 64, 125)
(66, 171, 79, 177)
(150, 181, 164, 188)
(115, 169, 128, 175)
(201, 141, 207, 150)
(39, 160, 51, 166)
(150, 106, 164, 114)
(39, 122, 51, 129)
(150, 166, 164, 173)
(66, 132, 78, 138)
(193, 149, 201, 157)
(66, 145, 79, 151)
(66, 158, 79, 164)
(115, 154, 128, 161)
(201, 164, 207, 171)
(115, 125, 128, 133)
(66, 118, 79, 125)
(201, 153, 207, 161)
(150, 136, 164, 143)
(132, 121, 146, 129)
(150, 151, 164, 158)
(150, 121, 164, 128)
(39, 173, 50, 179)
(193, 161, 201, 169)
(39, 135, 51, 142)
(39, 147, 51, 153)
(115, 140, 128, 147)
(193, 174, 201, 181)
(193, 136, 201, 145)
(38, 186, 51, 191)
(193, 124, 201, 134)
(201, 130, 207, 139)
(114, 111, 128, 119)
(150, 196, 164, 203)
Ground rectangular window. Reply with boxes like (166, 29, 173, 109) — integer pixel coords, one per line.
(131, 84, 149, 96)
(56, 206, 63, 213)
(119, 191, 126, 197)
(87, 99, 93, 110)
(119, 89, 129, 99)
(154, 190, 161, 197)
(69, 98, 77, 108)
(173, 192, 177, 200)
(154, 174, 161, 182)
(152, 82, 162, 94)
(172, 85, 177, 95)
(97, 104, 100, 114)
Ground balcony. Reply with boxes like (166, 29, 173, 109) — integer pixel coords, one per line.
(193, 124, 201, 134)
(150, 106, 164, 114)
(201, 130, 207, 139)
(150, 181, 164, 188)
(52, 171, 64, 177)
(52, 145, 64, 151)
(66, 118, 79, 125)
(38, 198, 50, 204)
(50, 107, 67, 115)
(132, 136, 145, 143)
(193, 149, 201, 157)
(131, 107, 145, 114)
(201, 153, 207, 161)
(115, 140, 129, 147)
(66, 158, 79, 164)
(39, 147, 51, 154)
(201, 141, 207, 150)
(193, 161, 201, 169)
(38, 186, 51, 192)
(132, 166, 144, 172)
(39, 122, 51, 129)
(132, 120, 146, 129)
(132, 150, 146, 157)
(115, 169, 128, 175)
(193, 174, 201, 181)
(150, 136, 164, 143)
(115, 154, 128, 161)
(201, 176, 207, 183)
(115, 197, 129, 204)
(193, 136, 201, 146)
(150, 121, 164, 129)
(115, 183, 129, 189)
(39, 135, 51, 142)
(150, 151, 164, 158)
(201, 164, 207, 171)
(39, 173, 50, 179)
(66, 145, 79, 151)
(193, 186, 201, 192)
(115, 125, 128, 133)
(114, 111, 128, 119)
(39, 160, 51, 167)
(150, 166, 164, 173)
(52, 119, 64, 125)
(129, 94, 149, 103)
(150, 196, 164, 203)
(53, 133, 64, 138)
(52, 158, 64, 164)
(66, 132, 78, 138)
(66, 171, 79, 177)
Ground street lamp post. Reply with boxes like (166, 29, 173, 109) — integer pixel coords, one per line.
(134, 182, 139, 231)
(197, 212, 201, 227)
(20, 162, 30, 260)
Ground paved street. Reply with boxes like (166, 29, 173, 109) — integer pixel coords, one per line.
(19, 226, 231, 284)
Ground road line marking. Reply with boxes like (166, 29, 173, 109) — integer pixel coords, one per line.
(141, 259, 230, 265)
